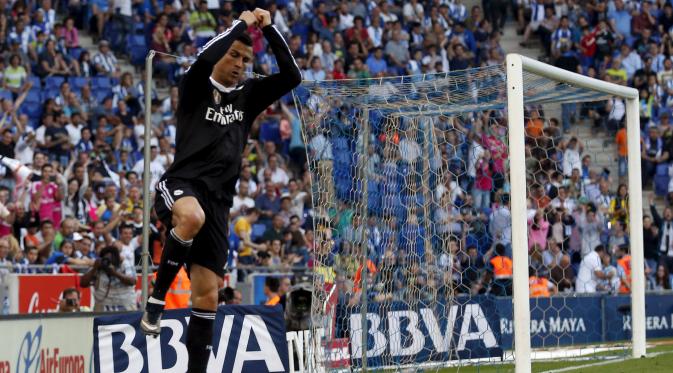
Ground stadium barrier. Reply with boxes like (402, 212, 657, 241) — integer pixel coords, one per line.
(2, 292, 672, 372)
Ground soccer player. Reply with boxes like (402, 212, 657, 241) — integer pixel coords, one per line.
(140, 8, 301, 373)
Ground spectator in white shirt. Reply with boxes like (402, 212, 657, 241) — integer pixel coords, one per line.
(232, 181, 255, 218)
(258, 154, 289, 187)
(92, 40, 120, 78)
(576, 245, 612, 293)
(562, 137, 583, 177)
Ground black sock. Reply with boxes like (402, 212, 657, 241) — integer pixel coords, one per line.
(187, 308, 215, 373)
(151, 228, 192, 301)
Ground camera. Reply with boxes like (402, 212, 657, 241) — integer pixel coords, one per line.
(65, 298, 77, 306)
(100, 257, 111, 268)
(100, 257, 114, 274)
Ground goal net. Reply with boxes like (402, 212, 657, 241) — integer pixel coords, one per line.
(294, 54, 645, 372)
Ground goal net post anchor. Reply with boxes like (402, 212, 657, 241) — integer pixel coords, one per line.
(505, 53, 647, 368)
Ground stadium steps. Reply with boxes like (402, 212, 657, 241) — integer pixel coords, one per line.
(500, 21, 545, 62)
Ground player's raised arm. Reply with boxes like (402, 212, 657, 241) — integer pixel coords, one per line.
(246, 8, 302, 116)
(179, 11, 258, 110)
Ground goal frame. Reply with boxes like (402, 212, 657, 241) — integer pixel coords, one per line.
(505, 53, 646, 373)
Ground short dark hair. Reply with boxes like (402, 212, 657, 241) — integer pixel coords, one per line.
(265, 276, 280, 293)
(62, 287, 80, 298)
(594, 244, 606, 254)
(218, 287, 235, 303)
(495, 243, 506, 256)
(236, 32, 253, 47)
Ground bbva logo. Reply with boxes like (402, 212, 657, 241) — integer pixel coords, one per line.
(350, 304, 499, 358)
(96, 315, 284, 373)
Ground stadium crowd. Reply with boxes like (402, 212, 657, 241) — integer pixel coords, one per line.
(1, 0, 673, 312)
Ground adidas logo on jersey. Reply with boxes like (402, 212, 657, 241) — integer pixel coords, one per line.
(174, 189, 183, 196)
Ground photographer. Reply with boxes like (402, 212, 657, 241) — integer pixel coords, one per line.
(80, 245, 136, 311)
(58, 287, 90, 312)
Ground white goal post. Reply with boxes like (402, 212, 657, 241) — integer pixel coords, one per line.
(505, 53, 646, 373)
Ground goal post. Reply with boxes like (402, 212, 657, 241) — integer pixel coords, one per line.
(505, 54, 646, 371)
(296, 53, 647, 372)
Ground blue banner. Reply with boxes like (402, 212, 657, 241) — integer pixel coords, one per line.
(93, 305, 289, 373)
(496, 293, 673, 349)
(347, 295, 503, 368)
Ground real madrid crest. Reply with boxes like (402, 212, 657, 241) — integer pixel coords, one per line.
(213, 89, 221, 105)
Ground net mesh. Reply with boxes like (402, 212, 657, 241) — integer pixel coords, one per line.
(295, 64, 628, 371)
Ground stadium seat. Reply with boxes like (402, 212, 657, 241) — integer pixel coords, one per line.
(333, 136, 349, 151)
(25, 89, 41, 104)
(0, 91, 12, 101)
(20, 102, 42, 121)
(94, 89, 111, 104)
(68, 76, 88, 90)
(655, 174, 669, 197)
(67, 47, 83, 60)
(127, 34, 147, 47)
(28, 76, 41, 88)
(130, 46, 147, 67)
(42, 89, 60, 101)
(91, 76, 112, 90)
(45, 76, 65, 89)
(259, 120, 281, 143)
(251, 224, 267, 241)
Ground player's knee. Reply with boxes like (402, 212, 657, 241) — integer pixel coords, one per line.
(192, 289, 218, 310)
(175, 208, 205, 237)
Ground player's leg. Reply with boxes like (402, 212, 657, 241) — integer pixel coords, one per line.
(142, 193, 205, 335)
(185, 264, 223, 373)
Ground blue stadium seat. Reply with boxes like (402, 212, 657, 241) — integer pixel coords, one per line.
(68, 47, 83, 60)
(655, 174, 669, 197)
(26, 89, 41, 104)
(251, 224, 267, 241)
(28, 76, 41, 88)
(94, 89, 112, 103)
(333, 136, 349, 151)
(91, 76, 112, 90)
(45, 76, 65, 89)
(68, 76, 88, 90)
(127, 34, 147, 47)
(0, 91, 11, 100)
(42, 89, 59, 101)
(259, 120, 281, 143)
(20, 102, 42, 121)
(130, 46, 147, 67)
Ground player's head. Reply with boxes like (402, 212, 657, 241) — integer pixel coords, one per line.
(213, 33, 253, 87)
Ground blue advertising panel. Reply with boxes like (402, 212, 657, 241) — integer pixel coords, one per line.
(347, 295, 503, 368)
(93, 305, 289, 373)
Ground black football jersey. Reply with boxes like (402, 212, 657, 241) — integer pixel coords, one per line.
(161, 20, 302, 205)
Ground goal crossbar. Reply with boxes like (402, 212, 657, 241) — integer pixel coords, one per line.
(505, 53, 646, 373)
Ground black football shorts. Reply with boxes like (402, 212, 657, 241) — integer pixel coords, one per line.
(154, 178, 230, 277)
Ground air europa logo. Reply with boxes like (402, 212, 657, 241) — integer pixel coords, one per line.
(205, 104, 244, 126)
(16, 326, 86, 373)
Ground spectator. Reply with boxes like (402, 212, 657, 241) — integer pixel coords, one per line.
(529, 266, 556, 298)
(263, 276, 281, 306)
(231, 180, 255, 218)
(218, 286, 242, 305)
(550, 254, 574, 293)
(576, 244, 611, 293)
(80, 245, 135, 311)
(262, 214, 287, 243)
(30, 164, 63, 228)
(643, 214, 660, 270)
(653, 264, 671, 291)
(485, 243, 512, 296)
(92, 40, 120, 78)
(58, 287, 87, 312)
(233, 208, 266, 267)
(255, 183, 281, 225)
(528, 209, 549, 251)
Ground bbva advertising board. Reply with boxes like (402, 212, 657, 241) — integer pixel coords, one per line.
(93, 305, 289, 373)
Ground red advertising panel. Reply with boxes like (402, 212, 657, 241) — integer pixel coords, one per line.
(17, 274, 92, 313)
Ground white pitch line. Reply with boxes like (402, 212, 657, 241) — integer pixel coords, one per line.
(540, 350, 673, 373)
